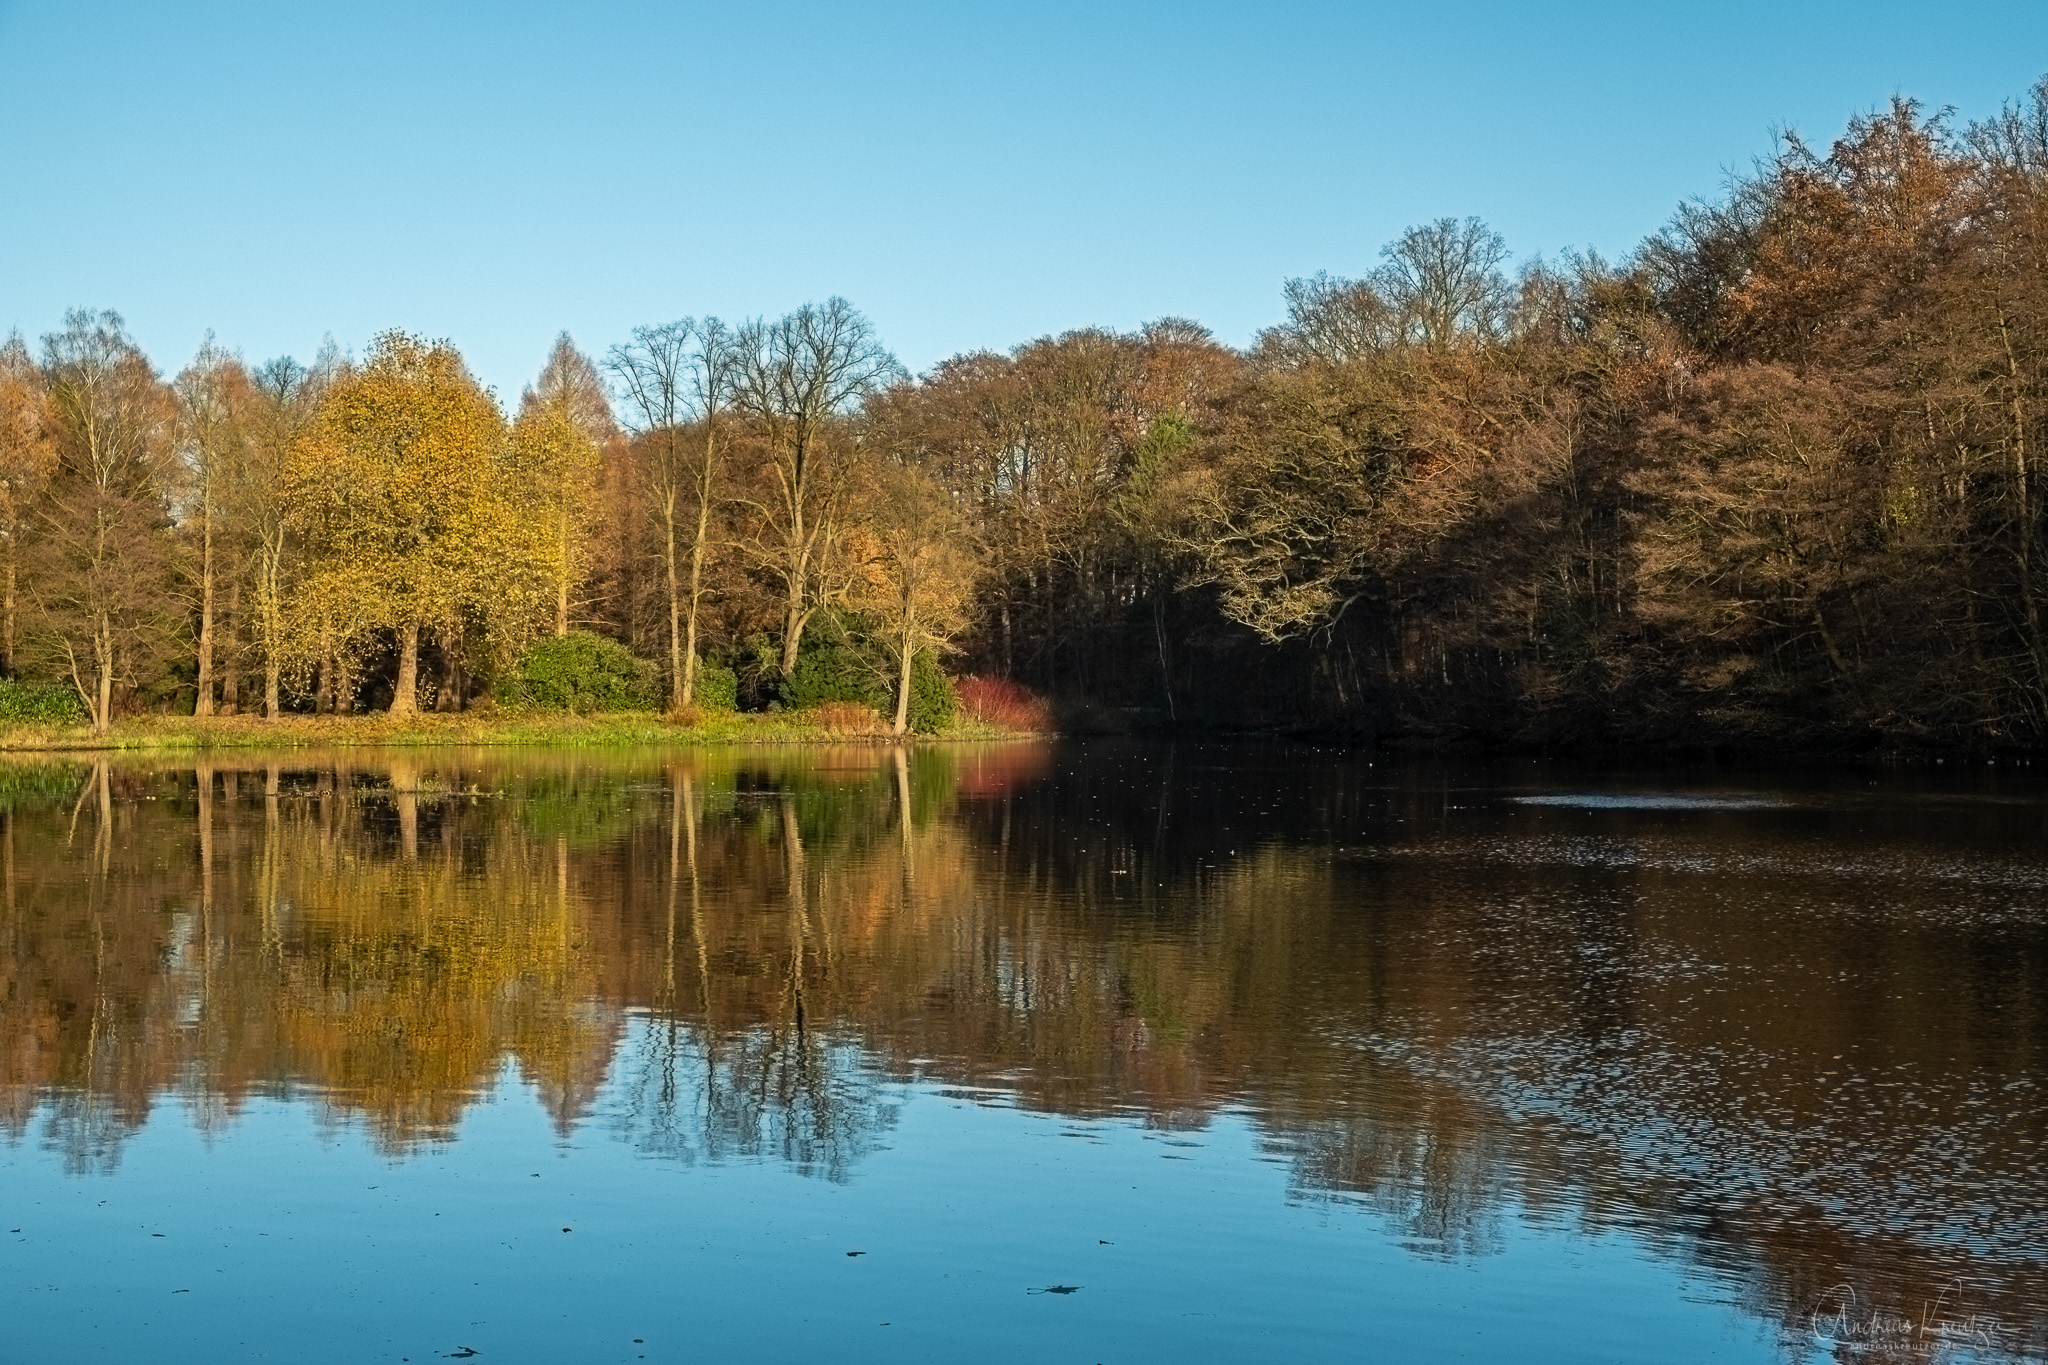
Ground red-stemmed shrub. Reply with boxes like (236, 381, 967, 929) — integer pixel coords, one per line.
(956, 676, 1055, 732)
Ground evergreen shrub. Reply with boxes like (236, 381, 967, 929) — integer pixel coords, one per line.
(692, 657, 738, 711)
(498, 632, 661, 712)
(907, 653, 957, 734)
(781, 638, 889, 712)
(0, 680, 87, 726)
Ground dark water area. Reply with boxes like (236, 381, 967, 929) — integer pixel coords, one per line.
(2, 742, 2044, 1362)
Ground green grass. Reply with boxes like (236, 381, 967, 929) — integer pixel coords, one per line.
(0, 708, 1044, 753)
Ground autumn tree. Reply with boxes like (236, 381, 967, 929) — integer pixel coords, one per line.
(22, 309, 181, 729)
(730, 299, 902, 674)
(174, 339, 251, 716)
(286, 333, 547, 715)
(516, 334, 614, 639)
(848, 464, 981, 734)
(234, 353, 331, 718)
(0, 334, 57, 677)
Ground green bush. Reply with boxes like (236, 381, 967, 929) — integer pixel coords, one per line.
(781, 638, 889, 712)
(767, 616, 957, 732)
(907, 652, 957, 734)
(691, 657, 738, 711)
(498, 632, 661, 713)
(0, 680, 87, 726)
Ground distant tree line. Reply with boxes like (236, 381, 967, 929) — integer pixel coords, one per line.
(6, 80, 2048, 750)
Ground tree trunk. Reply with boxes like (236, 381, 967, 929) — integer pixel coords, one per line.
(95, 615, 114, 734)
(893, 627, 915, 736)
(391, 622, 419, 716)
(781, 602, 808, 675)
(194, 510, 215, 717)
(263, 540, 283, 720)
(3, 558, 14, 679)
(556, 508, 571, 638)
(681, 423, 719, 707)
(221, 575, 242, 715)
(682, 498, 710, 707)
(663, 496, 684, 711)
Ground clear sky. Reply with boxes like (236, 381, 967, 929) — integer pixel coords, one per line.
(3, 0, 2046, 401)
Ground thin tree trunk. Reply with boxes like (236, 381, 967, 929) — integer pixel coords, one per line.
(1153, 591, 1176, 724)
(681, 422, 718, 706)
(663, 492, 684, 711)
(3, 557, 14, 679)
(391, 622, 419, 716)
(221, 574, 241, 714)
(556, 507, 571, 638)
(682, 504, 708, 707)
(95, 614, 113, 733)
(262, 534, 283, 720)
(194, 508, 215, 717)
(778, 485, 812, 674)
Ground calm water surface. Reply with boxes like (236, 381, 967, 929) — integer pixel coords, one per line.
(2, 742, 2044, 1362)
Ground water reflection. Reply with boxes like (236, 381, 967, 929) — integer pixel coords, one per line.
(1, 744, 2044, 1360)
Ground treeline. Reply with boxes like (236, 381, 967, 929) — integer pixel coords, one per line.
(0, 303, 971, 733)
(8, 81, 2048, 749)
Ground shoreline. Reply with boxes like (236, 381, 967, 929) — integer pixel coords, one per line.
(0, 711, 1045, 754)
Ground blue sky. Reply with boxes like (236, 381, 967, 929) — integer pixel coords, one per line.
(3, 0, 2046, 401)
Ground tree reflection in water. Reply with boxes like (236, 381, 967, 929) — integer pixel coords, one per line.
(0, 742, 2043, 1359)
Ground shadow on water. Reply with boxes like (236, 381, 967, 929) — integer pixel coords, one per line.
(1, 739, 2044, 1358)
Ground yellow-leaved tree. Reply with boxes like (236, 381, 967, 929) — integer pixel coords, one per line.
(848, 464, 981, 735)
(512, 335, 613, 639)
(285, 333, 549, 714)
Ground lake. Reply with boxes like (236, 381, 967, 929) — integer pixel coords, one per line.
(2, 742, 2043, 1363)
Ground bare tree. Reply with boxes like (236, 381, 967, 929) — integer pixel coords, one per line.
(729, 299, 903, 674)
(1375, 217, 1513, 348)
(607, 319, 737, 707)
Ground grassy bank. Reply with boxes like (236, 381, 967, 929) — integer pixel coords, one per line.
(0, 709, 1039, 753)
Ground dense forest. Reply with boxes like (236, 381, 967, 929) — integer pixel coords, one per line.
(7, 81, 2048, 751)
